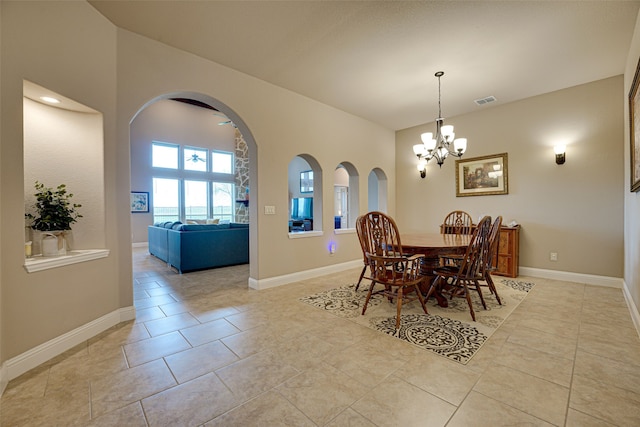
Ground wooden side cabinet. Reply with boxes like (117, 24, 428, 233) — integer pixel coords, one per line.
(493, 225, 520, 277)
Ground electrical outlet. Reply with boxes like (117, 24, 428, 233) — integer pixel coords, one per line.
(550, 252, 558, 261)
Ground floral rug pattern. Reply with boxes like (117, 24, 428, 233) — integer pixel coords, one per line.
(299, 278, 533, 364)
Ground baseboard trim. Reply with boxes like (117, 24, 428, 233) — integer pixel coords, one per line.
(249, 260, 362, 290)
(622, 280, 640, 339)
(2, 306, 136, 389)
(519, 267, 623, 288)
(0, 361, 7, 397)
(132, 242, 148, 248)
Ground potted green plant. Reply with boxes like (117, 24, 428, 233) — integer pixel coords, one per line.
(25, 181, 82, 256)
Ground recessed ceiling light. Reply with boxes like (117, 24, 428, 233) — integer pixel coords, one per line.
(40, 96, 60, 104)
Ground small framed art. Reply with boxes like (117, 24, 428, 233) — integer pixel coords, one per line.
(130, 191, 149, 213)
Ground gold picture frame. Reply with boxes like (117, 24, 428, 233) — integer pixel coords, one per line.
(455, 153, 508, 197)
(629, 56, 640, 192)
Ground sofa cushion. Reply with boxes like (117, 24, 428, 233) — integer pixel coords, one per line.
(162, 221, 182, 229)
(230, 223, 249, 229)
(175, 223, 230, 231)
(206, 218, 220, 224)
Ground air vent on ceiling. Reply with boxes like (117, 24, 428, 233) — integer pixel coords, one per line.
(474, 95, 497, 106)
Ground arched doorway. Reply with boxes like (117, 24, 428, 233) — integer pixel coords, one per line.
(129, 92, 257, 281)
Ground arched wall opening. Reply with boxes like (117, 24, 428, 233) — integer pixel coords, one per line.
(287, 154, 323, 233)
(334, 162, 359, 229)
(129, 92, 258, 280)
(367, 167, 388, 213)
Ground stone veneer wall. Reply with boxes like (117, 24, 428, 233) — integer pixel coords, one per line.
(234, 128, 249, 223)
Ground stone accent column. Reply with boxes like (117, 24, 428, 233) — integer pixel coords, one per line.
(234, 129, 250, 223)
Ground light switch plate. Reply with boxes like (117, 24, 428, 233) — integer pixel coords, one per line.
(264, 205, 276, 215)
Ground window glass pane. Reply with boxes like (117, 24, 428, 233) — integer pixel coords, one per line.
(152, 178, 179, 223)
(211, 151, 233, 174)
(184, 180, 208, 220)
(211, 182, 233, 222)
(152, 143, 178, 169)
(184, 147, 208, 172)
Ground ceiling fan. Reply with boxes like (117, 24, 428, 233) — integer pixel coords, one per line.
(213, 113, 236, 128)
(187, 153, 206, 163)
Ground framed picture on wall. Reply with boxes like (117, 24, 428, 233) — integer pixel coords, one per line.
(300, 170, 313, 193)
(455, 153, 508, 197)
(629, 56, 640, 192)
(131, 191, 149, 213)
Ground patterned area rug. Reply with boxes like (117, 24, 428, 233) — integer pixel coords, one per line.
(300, 278, 534, 364)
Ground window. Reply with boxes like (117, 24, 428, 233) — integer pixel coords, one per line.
(212, 150, 233, 174)
(184, 180, 208, 220)
(152, 178, 179, 222)
(152, 142, 178, 169)
(184, 147, 207, 172)
(151, 142, 235, 223)
(212, 182, 233, 222)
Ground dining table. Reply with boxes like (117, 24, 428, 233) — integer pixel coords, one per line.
(399, 232, 472, 307)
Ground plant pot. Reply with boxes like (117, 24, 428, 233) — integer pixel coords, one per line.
(41, 231, 67, 257)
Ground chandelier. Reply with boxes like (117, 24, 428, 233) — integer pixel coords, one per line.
(413, 71, 467, 178)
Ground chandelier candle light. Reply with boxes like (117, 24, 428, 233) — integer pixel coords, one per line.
(414, 71, 467, 178)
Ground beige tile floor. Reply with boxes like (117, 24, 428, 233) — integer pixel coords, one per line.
(2, 247, 640, 426)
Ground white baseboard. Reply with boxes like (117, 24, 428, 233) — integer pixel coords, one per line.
(132, 242, 148, 248)
(249, 260, 362, 290)
(519, 267, 623, 288)
(1, 306, 135, 392)
(0, 361, 7, 397)
(622, 280, 640, 339)
(250, 263, 623, 291)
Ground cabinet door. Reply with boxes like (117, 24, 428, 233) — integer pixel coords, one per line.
(493, 228, 518, 277)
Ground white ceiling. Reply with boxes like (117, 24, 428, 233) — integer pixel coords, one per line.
(89, 1, 640, 130)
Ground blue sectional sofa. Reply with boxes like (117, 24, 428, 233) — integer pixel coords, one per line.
(148, 221, 249, 273)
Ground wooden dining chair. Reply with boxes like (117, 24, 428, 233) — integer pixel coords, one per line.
(441, 210, 474, 235)
(440, 210, 474, 267)
(427, 216, 492, 321)
(359, 211, 428, 330)
(480, 215, 503, 304)
(354, 214, 369, 291)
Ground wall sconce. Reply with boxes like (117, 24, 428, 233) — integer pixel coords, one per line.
(417, 161, 426, 179)
(554, 145, 566, 165)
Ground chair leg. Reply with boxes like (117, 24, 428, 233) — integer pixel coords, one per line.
(355, 264, 367, 291)
(395, 286, 403, 330)
(414, 284, 428, 315)
(461, 280, 476, 321)
(362, 282, 376, 315)
(425, 276, 441, 301)
(474, 280, 487, 310)
(485, 272, 502, 305)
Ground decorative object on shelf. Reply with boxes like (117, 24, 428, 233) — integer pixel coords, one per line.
(130, 191, 149, 213)
(25, 181, 82, 256)
(41, 231, 67, 257)
(414, 71, 468, 177)
(455, 153, 508, 197)
(629, 55, 640, 192)
(554, 145, 566, 165)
